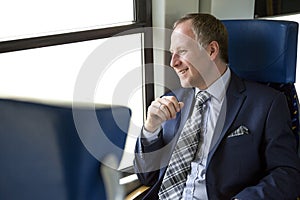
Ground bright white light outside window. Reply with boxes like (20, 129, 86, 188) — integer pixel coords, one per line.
(0, 35, 142, 106)
(0, 34, 144, 169)
(0, 0, 142, 169)
(0, 0, 134, 41)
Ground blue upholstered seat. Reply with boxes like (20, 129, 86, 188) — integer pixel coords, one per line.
(0, 99, 131, 200)
(222, 19, 300, 150)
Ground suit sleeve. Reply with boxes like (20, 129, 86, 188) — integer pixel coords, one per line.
(234, 92, 300, 199)
(133, 128, 165, 186)
(133, 89, 187, 188)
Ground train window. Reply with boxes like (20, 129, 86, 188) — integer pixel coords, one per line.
(0, 0, 153, 169)
(255, 0, 300, 18)
(0, 34, 142, 104)
(0, 0, 134, 41)
(0, 34, 144, 141)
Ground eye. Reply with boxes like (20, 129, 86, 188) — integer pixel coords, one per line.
(178, 49, 187, 55)
(169, 49, 187, 57)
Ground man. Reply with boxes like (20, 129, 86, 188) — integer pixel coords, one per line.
(134, 13, 300, 199)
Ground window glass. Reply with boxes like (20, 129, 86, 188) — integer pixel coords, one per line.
(0, 34, 143, 152)
(0, 0, 134, 41)
(0, 0, 149, 169)
(255, 0, 300, 17)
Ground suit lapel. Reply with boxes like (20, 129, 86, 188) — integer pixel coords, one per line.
(207, 73, 246, 165)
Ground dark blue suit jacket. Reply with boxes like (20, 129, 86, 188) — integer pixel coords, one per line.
(134, 73, 300, 200)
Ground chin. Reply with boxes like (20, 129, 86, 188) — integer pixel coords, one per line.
(179, 80, 193, 88)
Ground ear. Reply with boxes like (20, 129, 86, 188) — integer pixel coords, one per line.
(207, 41, 219, 60)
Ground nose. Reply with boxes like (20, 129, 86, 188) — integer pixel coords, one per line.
(170, 53, 181, 68)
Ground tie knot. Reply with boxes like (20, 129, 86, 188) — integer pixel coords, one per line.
(196, 91, 211, 105)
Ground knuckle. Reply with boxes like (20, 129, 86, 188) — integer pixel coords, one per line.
(151, 99, 159, 106)
(169, 96, 177, 101)
(165, 96, 178, 104)
(165, 101, 173, 108)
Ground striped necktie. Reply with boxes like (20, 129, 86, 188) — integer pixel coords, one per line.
(158, 91, 211, 200)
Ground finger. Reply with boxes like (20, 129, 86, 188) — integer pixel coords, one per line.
(145, 107, 164, 132)
(149, 99, 169, 121)
(178, 102, 184, 109)
(148, 104, 165, 121)
(157, 99, 176, 119)
(162, 96, 182, 112)
(155, 103, 171, 121)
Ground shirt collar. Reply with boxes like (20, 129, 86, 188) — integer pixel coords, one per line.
(195, 67, 231, 103)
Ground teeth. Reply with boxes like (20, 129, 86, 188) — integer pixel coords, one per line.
(179, 69, 188, 74)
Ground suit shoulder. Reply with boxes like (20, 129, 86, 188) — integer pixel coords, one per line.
(242, 79, 287, 104)
(243, 79, 281, 95)
(230, 72, 282, 98)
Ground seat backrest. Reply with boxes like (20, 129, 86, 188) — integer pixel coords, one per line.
(0, 99, 131, 200)
(222, 19, 299, 151)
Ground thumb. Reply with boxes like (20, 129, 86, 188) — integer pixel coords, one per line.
(178, 102, 184, 109)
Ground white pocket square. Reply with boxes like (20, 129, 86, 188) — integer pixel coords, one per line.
(227, 125, 249, 138)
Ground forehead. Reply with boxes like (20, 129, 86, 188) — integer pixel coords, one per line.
(170, 21, 197, 51)
(173, 20, 195, 38)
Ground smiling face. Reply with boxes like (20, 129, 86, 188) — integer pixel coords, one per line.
(169, 20, 218, 89)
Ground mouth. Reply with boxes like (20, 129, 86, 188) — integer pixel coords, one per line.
(178, 68, 188, 75)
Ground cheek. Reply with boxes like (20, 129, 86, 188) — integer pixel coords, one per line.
(189, 66, 202, 78)
(183, 56, 203, 75)
(182, 53, 199, 68)
(187, 49, 211, 68)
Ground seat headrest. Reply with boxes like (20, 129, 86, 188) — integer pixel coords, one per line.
(222, 19, 298, 83)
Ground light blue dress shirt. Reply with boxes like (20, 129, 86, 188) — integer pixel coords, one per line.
(181, 68, 231, 200)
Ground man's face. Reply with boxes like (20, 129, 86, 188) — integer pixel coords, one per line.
(169, 20, 214, 89)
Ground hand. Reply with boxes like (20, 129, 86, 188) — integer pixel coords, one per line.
(144, 96, 184, 132)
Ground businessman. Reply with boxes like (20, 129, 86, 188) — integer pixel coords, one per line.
(134, 13, 300, 199)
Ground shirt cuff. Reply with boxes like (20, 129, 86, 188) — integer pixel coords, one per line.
(141, 126, 161, 145)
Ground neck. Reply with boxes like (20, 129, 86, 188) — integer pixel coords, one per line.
(197, 63, 228, 90)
